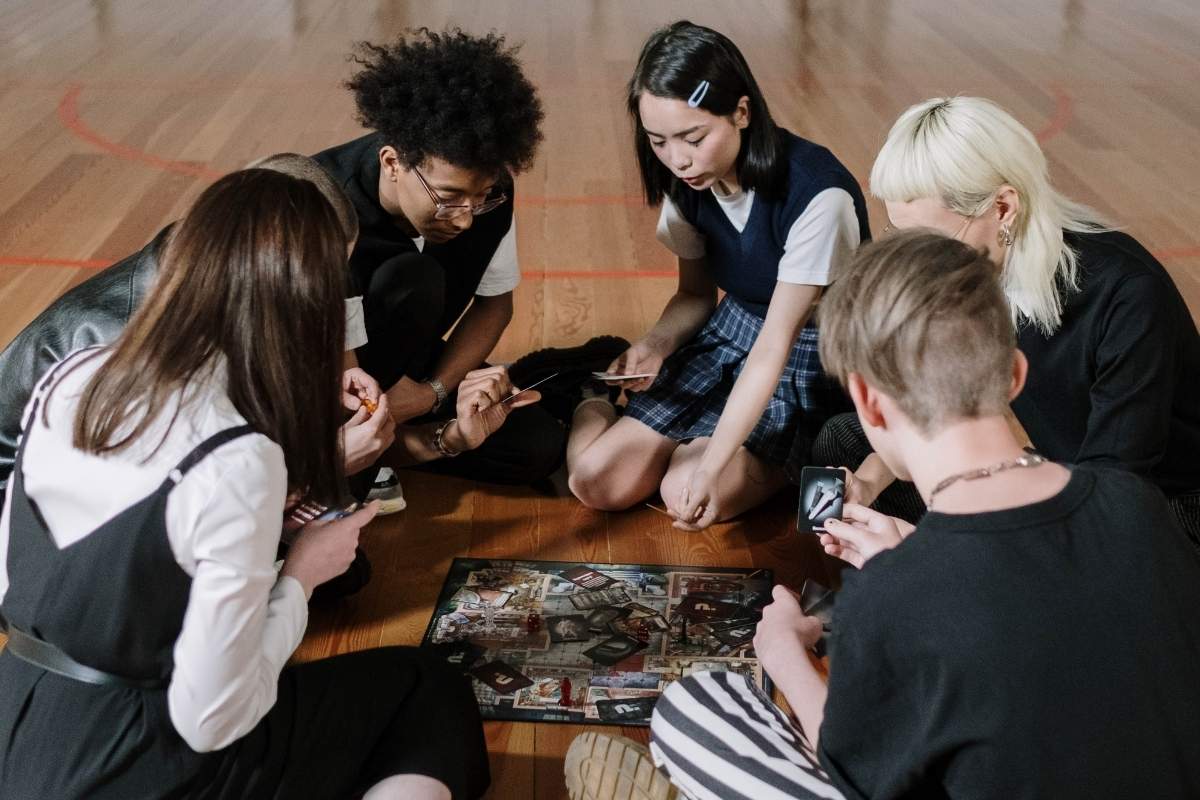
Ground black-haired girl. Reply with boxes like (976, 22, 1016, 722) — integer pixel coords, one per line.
(567, 21, 869, 528)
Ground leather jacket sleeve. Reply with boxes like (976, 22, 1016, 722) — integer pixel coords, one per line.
(0, 228, 166, 493)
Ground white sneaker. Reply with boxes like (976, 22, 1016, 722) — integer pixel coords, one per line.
(366, 467, 406, 514)
(564, 732, 677, 800)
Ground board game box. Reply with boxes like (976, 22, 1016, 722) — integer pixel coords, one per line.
(420, 558, 773, 726)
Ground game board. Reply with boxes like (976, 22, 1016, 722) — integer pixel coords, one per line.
(421, 558, 774, 726)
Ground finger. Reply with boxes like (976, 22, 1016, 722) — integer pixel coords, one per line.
(822, 517, 875, 549)
(840, 502, 889, 525)
(347, 499, 380, 526)
(464, 365, 507, 383)
(771, 584, 802, 606)
(824, 542, 864, 569)
(507, 389, 542, 409)
(358, 372, 382, 401)
(344, 405, 370, 427)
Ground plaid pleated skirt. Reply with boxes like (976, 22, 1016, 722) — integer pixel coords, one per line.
(625, 296, 848, 465)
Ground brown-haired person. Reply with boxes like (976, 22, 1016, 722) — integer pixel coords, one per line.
(0, 171, 490, 800)
(314, 29, 629, 491)
(0, 153, 393, 506)
(568, 231, 1200, 800)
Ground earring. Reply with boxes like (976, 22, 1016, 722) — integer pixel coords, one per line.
(998, 223, 1014, 247)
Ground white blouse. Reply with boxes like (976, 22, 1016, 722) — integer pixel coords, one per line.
(0, 350, 306, 753)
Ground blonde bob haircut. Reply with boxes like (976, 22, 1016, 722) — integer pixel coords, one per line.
(819, 230, 1015, 435)
(870, 96, 1108, 335)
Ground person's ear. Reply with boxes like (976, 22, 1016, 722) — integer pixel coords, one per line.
(379, 146, 403, 182)
(732, 96, 751, 130)
(1009, 348, 1028, 401)
(847, 373, 886, 430)
(994, 185, 1020, 227)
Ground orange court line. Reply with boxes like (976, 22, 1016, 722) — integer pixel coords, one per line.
(55, 83, 1072, 203)
(57, 85, 224, 180)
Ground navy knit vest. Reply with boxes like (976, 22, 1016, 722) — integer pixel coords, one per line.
(673, 129, 870, 317)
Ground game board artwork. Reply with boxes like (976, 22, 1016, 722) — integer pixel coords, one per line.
(421, 558, 774, 726)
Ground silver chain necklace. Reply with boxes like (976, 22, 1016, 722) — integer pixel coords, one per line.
(928, 453, 1047, 508)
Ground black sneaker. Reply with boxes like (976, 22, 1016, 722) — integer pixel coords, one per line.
(508, 335, 631, 389)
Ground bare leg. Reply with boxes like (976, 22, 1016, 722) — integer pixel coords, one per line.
(659, 437, 787, 522)
(567, 414, 679, 511)
(363, 774, 451, 800)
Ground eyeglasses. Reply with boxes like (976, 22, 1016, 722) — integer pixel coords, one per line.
(882, 215, 975, 241)
(413, 167, 507, 220)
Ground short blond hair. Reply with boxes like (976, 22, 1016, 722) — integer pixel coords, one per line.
(819, 230, 1015, 434)
(247, 153, 359, 244)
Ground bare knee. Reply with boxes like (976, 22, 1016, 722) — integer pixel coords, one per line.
(568, 455, 640, 511)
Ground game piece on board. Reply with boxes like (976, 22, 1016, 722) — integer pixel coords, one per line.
(560, 677, 573, 706)
(525, 611, 542, 632)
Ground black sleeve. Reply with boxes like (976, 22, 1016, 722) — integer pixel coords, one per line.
(1075, 274, 1180, 473)
(817, 573, 942, 799)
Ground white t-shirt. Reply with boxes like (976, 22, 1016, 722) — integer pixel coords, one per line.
(0, 351, 305, 754)
(412, 218, 521, 297)
(655, 186, 860, 286)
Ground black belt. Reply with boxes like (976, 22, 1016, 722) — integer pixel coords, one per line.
(4, 625, 168, 690)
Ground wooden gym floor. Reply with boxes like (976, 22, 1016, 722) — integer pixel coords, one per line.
(2, 1, 1199, 797)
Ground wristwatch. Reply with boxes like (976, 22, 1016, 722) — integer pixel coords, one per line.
(427, 378, 447, 413)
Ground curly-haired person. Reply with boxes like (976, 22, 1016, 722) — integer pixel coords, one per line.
(316, 29, 625, 496)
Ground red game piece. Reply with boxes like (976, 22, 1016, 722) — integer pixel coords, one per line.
(525, 612, 542, 632)
(636, 621, 651, 643)
(560, 677, 573, 707)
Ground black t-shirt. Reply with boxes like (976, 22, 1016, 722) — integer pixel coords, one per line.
(313, 133, 515, 338)
(1013, 231, 1200, 496)
(818, 465, 1200, 799)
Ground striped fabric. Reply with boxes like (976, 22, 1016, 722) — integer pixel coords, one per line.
(648, 671, 844, 800)
(624, 297, 844, 466)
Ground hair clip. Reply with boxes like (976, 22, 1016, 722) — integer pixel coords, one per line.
(687, 80, 710, 108)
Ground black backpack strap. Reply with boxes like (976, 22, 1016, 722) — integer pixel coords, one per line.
(163, 424, 258, 488)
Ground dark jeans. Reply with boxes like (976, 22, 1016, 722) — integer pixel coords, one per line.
(356, 252, 565, 488)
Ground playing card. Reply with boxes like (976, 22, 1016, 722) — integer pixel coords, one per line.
(470, 660, 534, 694)
(595, 696, 658, 721)
(570, 587, 632, 610)
(583, 634, 648, 666)
(585, 605, 632, 632)
(591, 371, 659, 382)
(546, 614, 591, 642)
(561, 565, 618, 590)
(712, 623, 757, 647)
(799, 579, 835, 627)
(798, 467, 845, 533)
(428, 640, 485, 672)
(623, 602, 660, 619)
(674, 595, 741, 621)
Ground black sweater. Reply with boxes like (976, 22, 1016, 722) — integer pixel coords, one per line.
(1012, 230, 1200, 496)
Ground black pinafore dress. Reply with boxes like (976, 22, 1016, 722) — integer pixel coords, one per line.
(0, 367, 254, 798)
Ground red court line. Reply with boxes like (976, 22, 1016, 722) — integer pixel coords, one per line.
(4, 248, 1197, 276)
(57, 84, 223, 180)
(1035, 87, 1073, 144)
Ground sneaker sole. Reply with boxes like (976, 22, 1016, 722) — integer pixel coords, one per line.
(564, 732, 676, 800)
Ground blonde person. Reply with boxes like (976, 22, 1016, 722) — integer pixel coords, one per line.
(567, 21, 868, 529)
(566, 232, 1200, 800)
(810, 96, 1200, 545)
